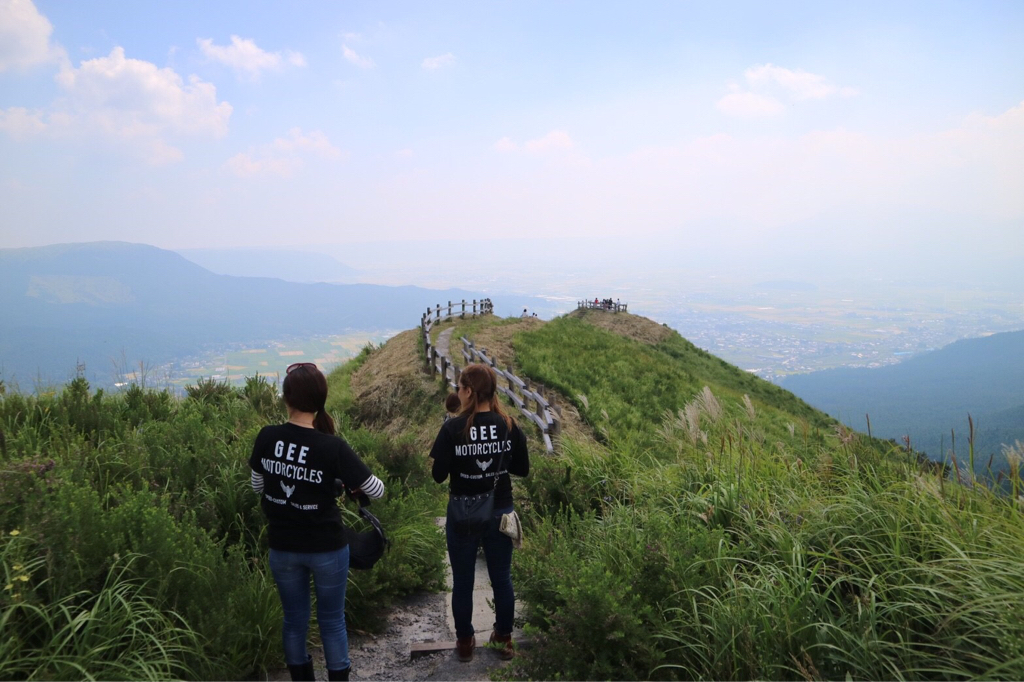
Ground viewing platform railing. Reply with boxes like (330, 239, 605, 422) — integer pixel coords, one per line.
(578, 299, 628, 313)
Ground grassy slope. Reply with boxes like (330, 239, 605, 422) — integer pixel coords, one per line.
(393, 309, 1024, 681)
(516, 309, 839, 447)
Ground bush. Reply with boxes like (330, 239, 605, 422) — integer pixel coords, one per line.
(0, 367, 449, 679)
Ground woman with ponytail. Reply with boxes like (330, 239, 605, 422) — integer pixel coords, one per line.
(249, 363, 384, 681)
(429, 363, 530, 662)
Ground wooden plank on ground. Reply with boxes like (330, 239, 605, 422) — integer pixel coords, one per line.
(409, 639, 533, 660)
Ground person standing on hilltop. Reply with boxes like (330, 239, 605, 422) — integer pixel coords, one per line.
(249, 363, 385, 681)
(429, 363, 530, 662)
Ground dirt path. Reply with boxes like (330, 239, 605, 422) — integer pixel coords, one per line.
(264, 588, 511, 681)
(264, 524, 519, 681)
(435, 327, 455, 361)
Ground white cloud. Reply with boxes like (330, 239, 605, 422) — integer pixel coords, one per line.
(493, 136, 517, 153)
(56, 47, 232, 137)
(0, 106, 47, 138)
(525, 130, 574, 153)
(715, 91, 785, 118)
(342, 45, 375, 69)
(0, 0, 65, 72)
(271, 128, 341, 159)
(745, 63, 858, 100)
(718, 63, 857, 118)
(0, 46, 232, 164)
(197, 35, 305, 80)
(422, 53, 456, 70)
(224, 152, 301, 178)
(224, 127, 343, 178)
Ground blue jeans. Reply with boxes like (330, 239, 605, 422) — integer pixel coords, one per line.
(269, 546, 350, 671)
(446, 503, 515, 640)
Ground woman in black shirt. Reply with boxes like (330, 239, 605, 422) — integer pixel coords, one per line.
(250, 363, 384, 681)
(429, 363, 530, 662)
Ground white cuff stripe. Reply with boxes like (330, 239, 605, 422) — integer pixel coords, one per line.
(359, 475, 385, 499)
(251, 470, 264, 493)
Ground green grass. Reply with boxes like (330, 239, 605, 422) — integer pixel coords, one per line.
(501, 313, 1024, 681)
(514, 316, 836, 450)
(0, 348, 448, 679)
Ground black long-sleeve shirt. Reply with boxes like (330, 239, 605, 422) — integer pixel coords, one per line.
(429, 411, 529, 509)
(250, 423, 383, 552)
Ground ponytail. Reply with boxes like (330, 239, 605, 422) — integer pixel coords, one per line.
(314, 409, 335, 436)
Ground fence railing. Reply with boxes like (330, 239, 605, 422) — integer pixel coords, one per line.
(421, 299, 491, 372)
(420, 298, 561, 452)
(578, 299, 628, 313)
(420, 299, 492, 389)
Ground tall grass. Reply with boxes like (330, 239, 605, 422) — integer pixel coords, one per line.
(1, 537, 199, 681)
(504, 314, 1024, 680)
(0, 349, 449, 680)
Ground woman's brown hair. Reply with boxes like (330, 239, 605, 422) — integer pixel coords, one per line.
(457, 363, 515, 439)
(282, 364, 335, 435)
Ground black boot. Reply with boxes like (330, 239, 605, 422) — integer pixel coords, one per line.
(287, 654, 315, 681)
(327, 666, 350, 681)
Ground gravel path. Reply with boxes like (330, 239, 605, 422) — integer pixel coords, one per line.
(265, 588, 510, 681)
(264, 532, 518, 682)
(435, 327, 455, 360)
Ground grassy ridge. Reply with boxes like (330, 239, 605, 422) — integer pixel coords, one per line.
(0, 346, 447, 680)
(515, 314, 835, 448)
(502, 312, 1024, 680)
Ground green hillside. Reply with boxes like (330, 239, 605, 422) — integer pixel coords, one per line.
(4, 308, 1024, 680)
(433, 309, 1024, 680)
(781, 329, 1024, 468)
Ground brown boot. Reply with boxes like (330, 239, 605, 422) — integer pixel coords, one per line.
(456, 635, 476, 662)
(489, 631, 515, 660)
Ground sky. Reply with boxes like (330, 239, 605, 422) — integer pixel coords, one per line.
(1, 0, 1022, 284)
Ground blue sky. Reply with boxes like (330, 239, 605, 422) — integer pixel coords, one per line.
(1, 0, 1022, 279)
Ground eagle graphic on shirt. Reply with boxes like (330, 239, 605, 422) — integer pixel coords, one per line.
(281, 481, 296, 498)
(476, 459, 493, 471)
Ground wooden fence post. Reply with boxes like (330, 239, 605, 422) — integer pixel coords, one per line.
(461, 299, 466, 318)
(440, 356, 448, 383)
(551, 403, 562, 436)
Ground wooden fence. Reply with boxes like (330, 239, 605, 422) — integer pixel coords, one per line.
(420, 299, 492, 389)
(578, 299, 628, 313)
(420, 299, 561, 452)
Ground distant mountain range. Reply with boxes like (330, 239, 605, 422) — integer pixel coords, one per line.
(176, 248, 361, 283)
(0, 242, 532, 387)
(781, 330, 1024, 468)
